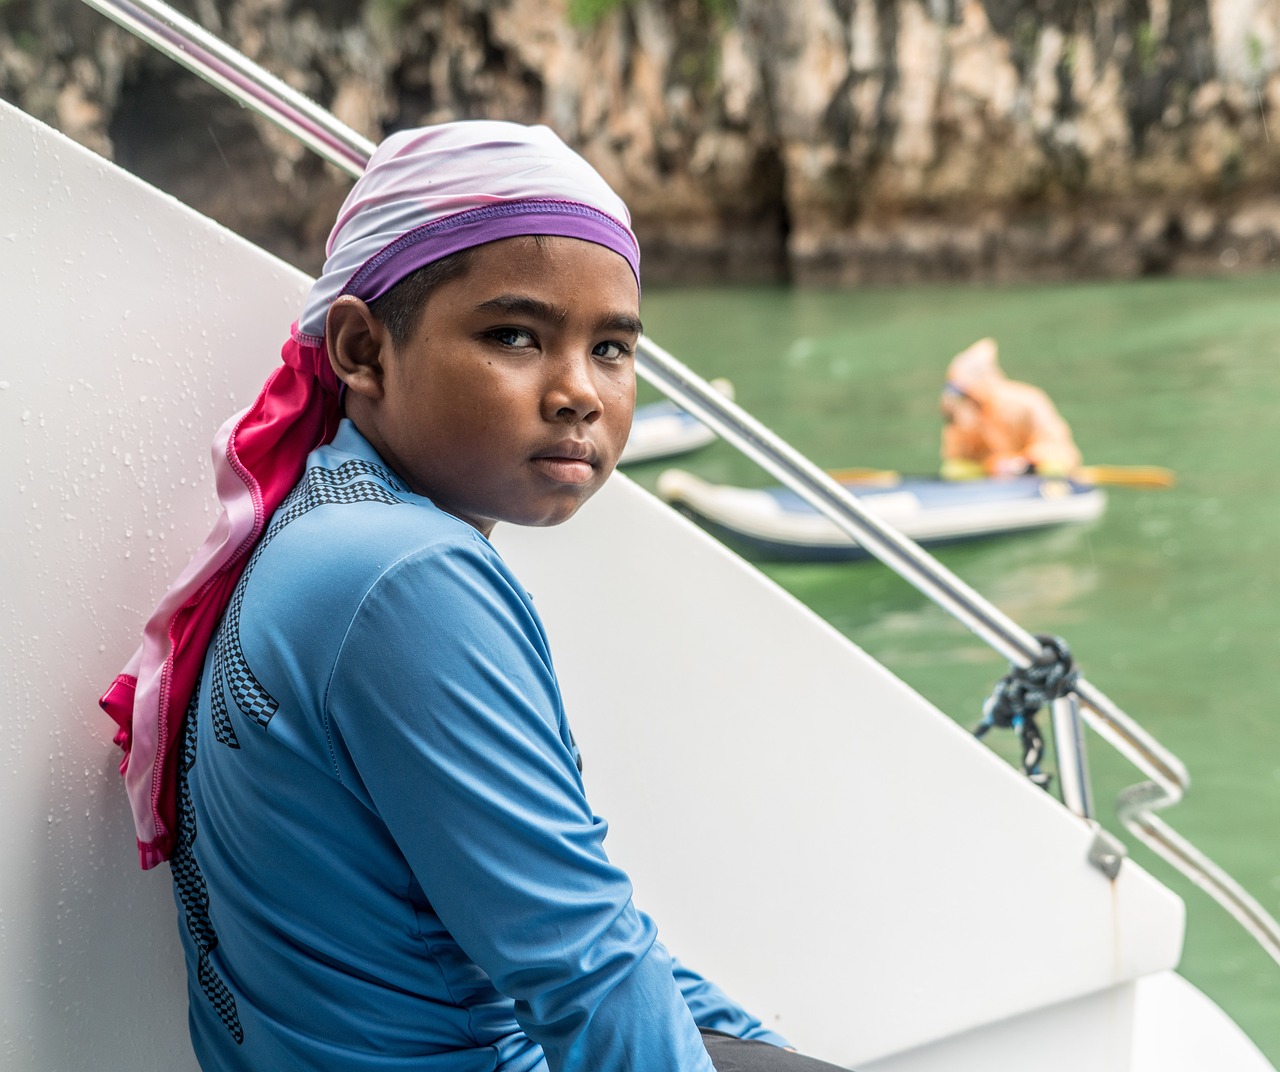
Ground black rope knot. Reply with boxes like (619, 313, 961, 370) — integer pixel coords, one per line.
(974, 634, 1079, 791)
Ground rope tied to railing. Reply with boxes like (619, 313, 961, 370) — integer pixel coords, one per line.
(974, 634, 1080, 791)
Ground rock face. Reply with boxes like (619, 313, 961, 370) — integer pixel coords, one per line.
(4, 0, 1279, 282)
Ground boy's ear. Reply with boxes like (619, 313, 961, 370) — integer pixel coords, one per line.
(326, 296, 389, 400)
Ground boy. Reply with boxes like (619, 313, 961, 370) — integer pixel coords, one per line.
(103, 121, 847, 1071)
(940, 336, 1082, 479)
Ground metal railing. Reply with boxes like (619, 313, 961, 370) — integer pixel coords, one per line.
(80, 0, 1280, 966)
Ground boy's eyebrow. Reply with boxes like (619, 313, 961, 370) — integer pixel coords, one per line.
(602, 312, 644, 337)
(475, 294, 643, 336)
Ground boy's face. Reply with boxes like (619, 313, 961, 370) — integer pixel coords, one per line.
(942, 392, 981, 429)
(366, 235, 641, 536)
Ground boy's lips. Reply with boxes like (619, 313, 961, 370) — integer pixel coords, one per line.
(531, 439, 600, 485)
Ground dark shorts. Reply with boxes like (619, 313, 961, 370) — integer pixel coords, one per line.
(701, 1029, 851, 1071)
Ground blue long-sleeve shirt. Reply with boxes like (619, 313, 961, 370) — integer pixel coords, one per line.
(173, 420, 787, 1071)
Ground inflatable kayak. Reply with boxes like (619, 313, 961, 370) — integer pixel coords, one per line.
(657, 468, 1107, 561)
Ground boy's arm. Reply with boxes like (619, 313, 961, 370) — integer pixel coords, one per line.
(670, 955, 791, 1048)
(329, 538, 716, 1072)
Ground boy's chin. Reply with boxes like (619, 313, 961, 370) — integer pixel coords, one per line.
(522, 501, 594, 529)
(518, 487, 610, 530)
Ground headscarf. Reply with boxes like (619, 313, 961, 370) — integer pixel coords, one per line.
(101, 120, 641, 869)
(943, 337, 1004, 405)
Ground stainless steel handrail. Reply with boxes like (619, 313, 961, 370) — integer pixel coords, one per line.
(1050, 696, 1093, 821)
(79, 0, 1280, 966)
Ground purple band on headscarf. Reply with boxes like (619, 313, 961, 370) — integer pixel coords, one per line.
(342, 199, 641, 308)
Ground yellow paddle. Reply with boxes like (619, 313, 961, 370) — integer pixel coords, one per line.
(1073, 465, 1176, 489)
(826, 467, 902, 486)
(826, 464, 1176, 489)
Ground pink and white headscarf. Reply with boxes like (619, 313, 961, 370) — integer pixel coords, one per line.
(101, 120, 641, 869)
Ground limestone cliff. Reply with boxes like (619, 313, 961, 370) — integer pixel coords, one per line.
(4, 0, 1279, 282)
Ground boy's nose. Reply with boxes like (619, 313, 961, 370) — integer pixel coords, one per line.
(544, 354, 603, 423)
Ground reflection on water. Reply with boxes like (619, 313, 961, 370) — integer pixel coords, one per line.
(630, 272, 1280, 1063)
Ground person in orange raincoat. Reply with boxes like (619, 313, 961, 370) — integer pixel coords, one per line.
(940, 337, 1082, 479)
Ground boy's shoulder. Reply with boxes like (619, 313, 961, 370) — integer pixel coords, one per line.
(266, 422, 495, 579)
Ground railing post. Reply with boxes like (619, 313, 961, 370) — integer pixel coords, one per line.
(1050, 695, 1094, 820)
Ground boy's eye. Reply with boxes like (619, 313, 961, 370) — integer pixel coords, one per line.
(593, 340, 633, 362)
(489, 327, 537, 349)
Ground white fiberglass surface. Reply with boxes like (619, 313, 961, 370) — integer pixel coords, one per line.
(1130, 972, 1274, 1071)
(1, 99, 307, 1071)
(853, 975, 1273, 1072)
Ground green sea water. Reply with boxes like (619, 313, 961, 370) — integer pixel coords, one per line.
(626, 272, 1280, 1063)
